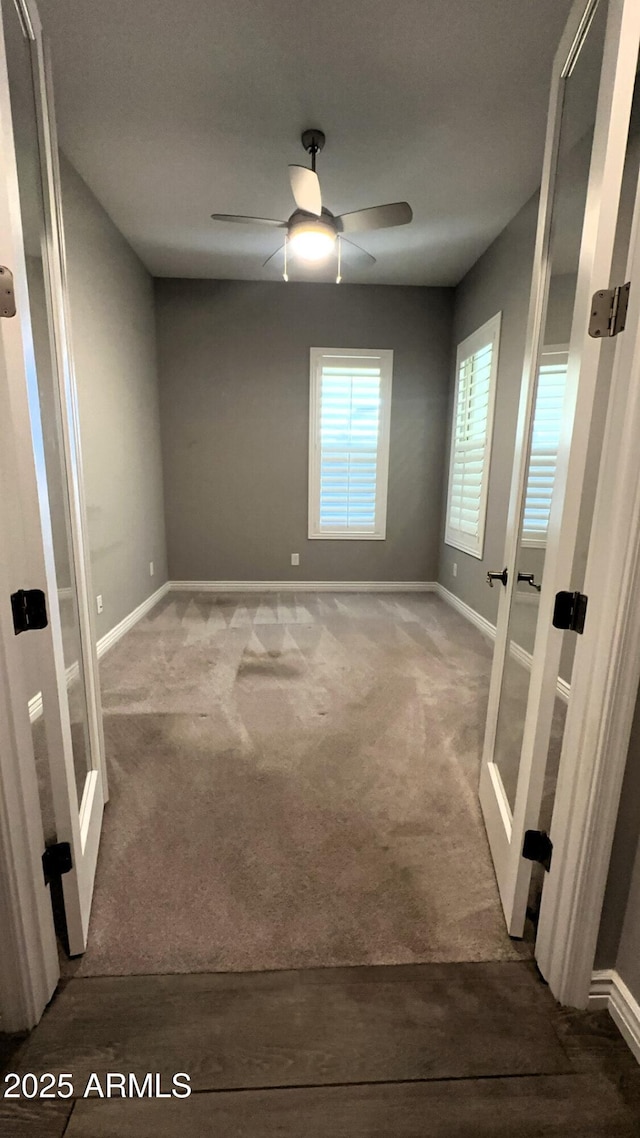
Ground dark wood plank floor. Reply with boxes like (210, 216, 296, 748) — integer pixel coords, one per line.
(1, 961, 638, 1136)
(66, 1076, 636, 1137)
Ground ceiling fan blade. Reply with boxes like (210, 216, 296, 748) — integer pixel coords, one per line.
(288, 165, 322, 216)
(340, 236, 376, 266)
(337, 202, 413, 234)
(211, 214, 286, 227)
(262, 244, 285, 268)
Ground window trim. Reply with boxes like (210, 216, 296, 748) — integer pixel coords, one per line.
(444, 312, 501, 559)
(308, 347, 394, 541)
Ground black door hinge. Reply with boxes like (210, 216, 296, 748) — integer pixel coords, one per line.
(11, 588, 48, 635)
(552, 590, 588, 634)
(589, 281, 630, 338)
(523, 829, 553, 872)
(0, 265, 16, 318)
(42, 842, 72, 886)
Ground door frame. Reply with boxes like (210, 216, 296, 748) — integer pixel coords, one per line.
(26, 0, 108, 950)
(535, 122, 640, 1006)
(0, 0, 106, 956)
(0, 0, 106, 1031)
(0, 0, 59, 1031)
(479, 0, 640, 940)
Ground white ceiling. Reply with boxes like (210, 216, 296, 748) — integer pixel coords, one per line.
(45, 0, 573, 285)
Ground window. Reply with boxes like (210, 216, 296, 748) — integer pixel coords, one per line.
(445, 313, 501, 558)
(308, 348, 393, 539)
(521, 346, 569, 545)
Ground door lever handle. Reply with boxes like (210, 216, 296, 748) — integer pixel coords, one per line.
(517, 572, 542, 593)
(486, 568, 508, 588)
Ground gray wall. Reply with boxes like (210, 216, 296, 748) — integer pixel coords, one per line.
(438, 193, 575, 684)
(438, 192, 540, 623)
(155, 280, 453, 583)
(596, 690, 640, 973)
(61, 155, 167, 636)
(440, 118, 640, 1005)
(615, 811, 640, 998)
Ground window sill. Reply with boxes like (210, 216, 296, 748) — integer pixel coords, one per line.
(308, 532, 386, 541)
(444, 535, 483, 559)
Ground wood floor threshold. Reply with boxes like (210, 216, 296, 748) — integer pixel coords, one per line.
(175, 1068, 596, 1094)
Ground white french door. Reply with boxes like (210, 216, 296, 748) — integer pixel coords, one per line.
(479, 0, 640, 936)
(0, 0, 106, 956)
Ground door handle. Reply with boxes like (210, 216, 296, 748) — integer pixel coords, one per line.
(486, 568, 508, 588)
(517, 572, 542, 593)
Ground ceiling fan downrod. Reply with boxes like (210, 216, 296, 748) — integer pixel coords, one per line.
(301, 128, 326, 174)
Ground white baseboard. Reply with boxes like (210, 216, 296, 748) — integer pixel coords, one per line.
(28, 582, 170, 723)
(96, 582, 170, 658)
(590, 969, 640, 1065)
(436, 583, 570, 703)
(169, 580, 438, 593)
(435, 583, 496, 640)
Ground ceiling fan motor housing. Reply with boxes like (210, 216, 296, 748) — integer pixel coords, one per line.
(287, 208, 337, 240)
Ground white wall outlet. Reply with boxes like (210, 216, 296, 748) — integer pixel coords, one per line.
(96, 594, 103, 614)
(149, 560, 154, 577)
(452, 563, 457, 577)
(291, 553, 300, 566)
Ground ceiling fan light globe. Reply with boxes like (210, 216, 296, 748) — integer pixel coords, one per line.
(288, 221, 336, 262)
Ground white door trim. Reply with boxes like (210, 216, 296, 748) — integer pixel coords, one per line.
(589, 971, 640, 1064)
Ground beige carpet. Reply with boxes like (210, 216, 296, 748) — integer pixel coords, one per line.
(66, 591, 530, 976)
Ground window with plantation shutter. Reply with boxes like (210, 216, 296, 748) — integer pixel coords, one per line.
(522, 346, 569, 545)
(445, 313, 501, 558)
(308, 348, 393, 539)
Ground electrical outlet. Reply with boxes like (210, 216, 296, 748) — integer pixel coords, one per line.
(452, 563, 457, 578)
(149, 561, 154, 577)
(291, 553, 300, 566)
(96, 594, 103, 614)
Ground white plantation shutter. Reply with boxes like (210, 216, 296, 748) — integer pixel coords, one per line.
(522, 347, 569, 544)
(309, 349, 393, 539)
(445, 314, 501, 558)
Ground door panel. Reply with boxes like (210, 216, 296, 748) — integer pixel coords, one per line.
(480, 0, 640, 935)
(538, 54, 640, 835)
(491, 4, 606, 812)
(0, 0, 105, 955)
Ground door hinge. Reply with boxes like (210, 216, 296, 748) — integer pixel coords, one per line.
(0, 265, 16, 317)
(42, 841, 72, 886)
(589, 281, 630, 338)
(552, 590, 588, 634)
(523, 829, 553, 872)
(10, 588, 48, 635)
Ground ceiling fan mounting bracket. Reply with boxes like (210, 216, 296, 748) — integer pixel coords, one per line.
(301, 128, 326, 156)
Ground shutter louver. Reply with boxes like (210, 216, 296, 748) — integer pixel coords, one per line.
(319, 365, 381, 533)
(309, 349, 393, 539)
(522, 349, 568, 544)
(446, 315, 500, 558)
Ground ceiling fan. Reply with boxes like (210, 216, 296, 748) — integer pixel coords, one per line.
(211, 129, 413, 279)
